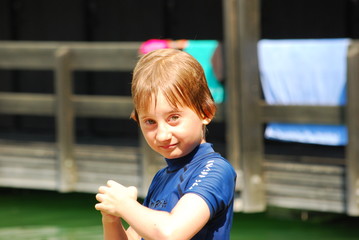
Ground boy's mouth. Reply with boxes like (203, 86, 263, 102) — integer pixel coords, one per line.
(160, 143, 177, 149)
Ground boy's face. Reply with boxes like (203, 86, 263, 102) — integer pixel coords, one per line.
(138, 92, 209, 159)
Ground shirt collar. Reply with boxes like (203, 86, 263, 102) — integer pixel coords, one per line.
(165, 143, 214, 172)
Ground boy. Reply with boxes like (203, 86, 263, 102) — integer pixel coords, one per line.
(95, 49, 236, 240)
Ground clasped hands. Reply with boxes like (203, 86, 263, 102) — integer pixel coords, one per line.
(95, 180, 138, 220)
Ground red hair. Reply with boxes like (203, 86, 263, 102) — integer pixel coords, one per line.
(131, 49, 216, 122)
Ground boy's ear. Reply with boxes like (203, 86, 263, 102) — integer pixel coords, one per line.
(130, 110, 139, 123)
(202, 118, 212, 125)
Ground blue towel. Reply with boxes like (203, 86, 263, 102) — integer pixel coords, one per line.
(258, 39, 350, 145)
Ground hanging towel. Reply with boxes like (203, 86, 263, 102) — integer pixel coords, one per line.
(138, 39, 225, 104)
(184, 40, 225, 104)
(258, 38, 350, 145)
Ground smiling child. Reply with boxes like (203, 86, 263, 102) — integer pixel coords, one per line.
(95, 48, 236, 240)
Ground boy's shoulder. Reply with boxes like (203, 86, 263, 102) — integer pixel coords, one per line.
(189, 152, 236, 177)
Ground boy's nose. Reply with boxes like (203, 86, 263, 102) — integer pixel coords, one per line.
(156, 124, 172, 142)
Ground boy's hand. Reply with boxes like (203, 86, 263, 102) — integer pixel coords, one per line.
(100, 211, 120, 224)
(95, 180, 138, 217)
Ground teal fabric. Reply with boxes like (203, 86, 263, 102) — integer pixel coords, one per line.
(184, 40, 225, 103)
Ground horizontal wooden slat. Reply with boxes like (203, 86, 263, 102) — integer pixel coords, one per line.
(260, 102, 345, 124)
(0, 142, 56, 158)
(0, 141, 57, 191)
(0, 141, 141, 189)
(70, 44, 140, 71)
(0, 167, 56, 178)
(0, 141, 140, 159)
(0, 150, 56, 190)
(0, 47, 55, 70)
(0, 141, 143, 194)
(76, 147, 139, 162)
(77, 161, 139, 174)
(0, 178, 57, 190)
(0, 93, 54, 115)
(0, 92, 225, 121)
(0, 156, 55, 168)
(265, 154, 345, 166)
(264, 171, 343, 188)
(264, 161, 344, 175)
(267, 196, 344, 213)
(0, 41, 141, 71)
(77, 172, 140, 183)
(266, 183, 343, 201)
(73, 95, 133, 118)
(75, 179, 141, 193)
(0, 92, 133, 118)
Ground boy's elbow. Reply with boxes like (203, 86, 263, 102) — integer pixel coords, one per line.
(153, 226, 174, 240)
(153, 226, 187, 240)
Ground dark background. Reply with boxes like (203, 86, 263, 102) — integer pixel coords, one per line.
(0, 0, 358, 147)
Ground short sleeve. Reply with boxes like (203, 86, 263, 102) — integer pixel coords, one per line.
(184, 158, 236, 218)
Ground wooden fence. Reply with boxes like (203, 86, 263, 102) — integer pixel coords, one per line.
(0, 41, 225, 198)
(0, 0, 359, 216)
(0, 41, 144, 194)
(223, 0, 359, 216)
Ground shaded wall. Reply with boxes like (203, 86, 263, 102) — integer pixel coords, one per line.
(0, 0, 358, 143)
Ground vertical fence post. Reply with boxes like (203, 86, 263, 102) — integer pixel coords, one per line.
(346, 41, 359, 216)
(223, 0, 265, 212)
(223, 0, 244, 211)
(55, 47, 77, 192)
(223, 0, 241, 171)
(238, 0, 265, 213)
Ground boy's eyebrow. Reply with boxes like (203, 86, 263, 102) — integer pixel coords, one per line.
(138, 113, 152, 120)
(168, 109, 182, 114)
(139, 109, 183, 119)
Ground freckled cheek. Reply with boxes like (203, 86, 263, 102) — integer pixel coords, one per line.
(140, 128, 154, 143)
(142, 131, 154, 140)
(184, 122, 202, 134)
(172, 126, 197, 140)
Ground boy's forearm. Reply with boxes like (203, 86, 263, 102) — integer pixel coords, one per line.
(102, 218, 128, 240)
(118, 194, 210, 240)
(119, 199, 178, 240)
(121, 198, 199, 240)
(96, 182, 205, 239)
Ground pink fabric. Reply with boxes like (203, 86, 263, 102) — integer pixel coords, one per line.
(139, 39, 170, 54)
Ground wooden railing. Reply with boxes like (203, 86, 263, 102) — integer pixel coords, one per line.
(0, 41, 143, 193)
(223, 0, 359, 216)
(0, 41, 225, 197)
(1, 37, 359, 216)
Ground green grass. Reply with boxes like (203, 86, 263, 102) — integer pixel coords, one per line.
(0, 188, 102, 240)
(0, 188, 358, 240)
(230, 210, 359, 240)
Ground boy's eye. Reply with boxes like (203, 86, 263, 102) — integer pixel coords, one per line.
(144, 119, 156, 125)
(169, 115, 180, 122)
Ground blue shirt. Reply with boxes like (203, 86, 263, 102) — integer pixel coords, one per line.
(142, 143, 236, 239)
